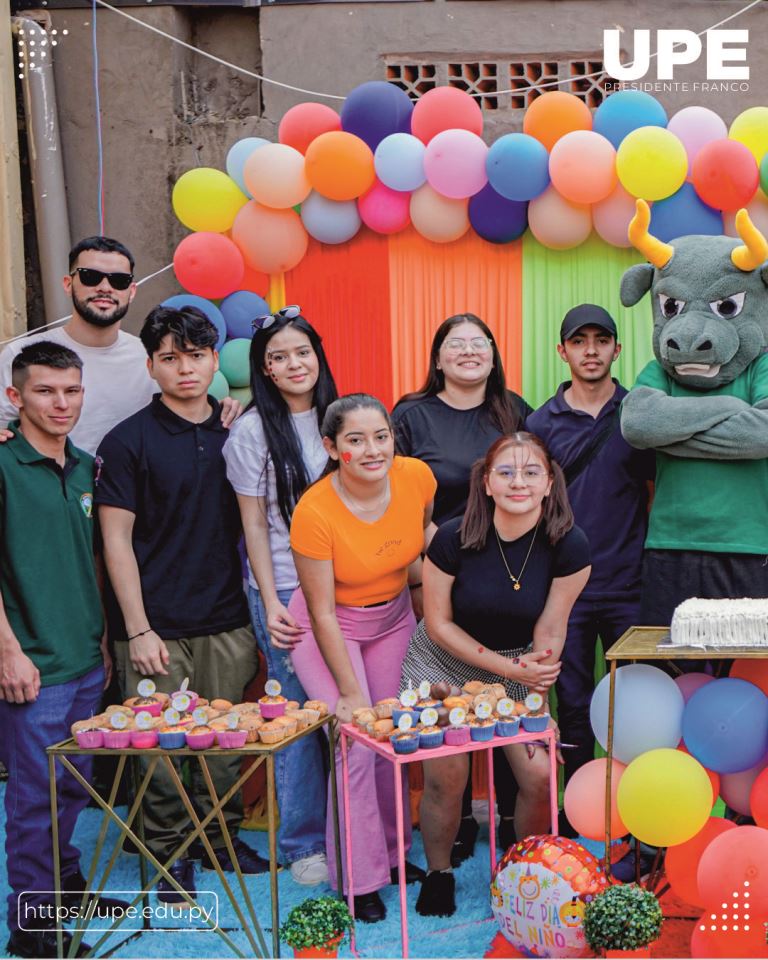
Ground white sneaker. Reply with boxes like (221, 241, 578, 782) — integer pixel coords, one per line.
(290, 853, 329, 886)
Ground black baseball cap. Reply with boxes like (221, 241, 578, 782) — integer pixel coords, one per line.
(560, 304, 618, 342)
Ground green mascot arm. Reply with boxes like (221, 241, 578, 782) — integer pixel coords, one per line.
(654, 398, 768, 460)
(620, 387, 748, 449)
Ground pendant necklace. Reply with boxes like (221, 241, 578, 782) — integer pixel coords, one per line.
(494, 519, 541, 591)
(336, 474, 390, 515)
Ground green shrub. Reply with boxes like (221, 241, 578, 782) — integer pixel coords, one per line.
(278, 895, 354, 950)
(583, 884, 662, 952)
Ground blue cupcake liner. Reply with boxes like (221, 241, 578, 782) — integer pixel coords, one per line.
(419, 729, 445, 749)
(520, 714, 549, 732)
(495, 718, 521, 738)
(157, 731, 187, 749)
(390, 733, 420, 754)
(470, 723, 497, 741)
(392, 707, 422, 728)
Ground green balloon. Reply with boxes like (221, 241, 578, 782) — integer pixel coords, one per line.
(219, 338, 252, 389)
(209, 370, 230, 401)
(229, 385, 253, 406)
(761, 153, 768, 197)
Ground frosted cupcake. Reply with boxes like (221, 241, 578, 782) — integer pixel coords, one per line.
(260, 679, 287, 719)
(520, 692, 549, 732)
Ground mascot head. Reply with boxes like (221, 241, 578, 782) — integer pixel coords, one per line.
(620, 200, 768, 390)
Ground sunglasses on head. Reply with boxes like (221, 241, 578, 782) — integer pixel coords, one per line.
(71, 267, 134, 291)
(251, 304, 302, 332)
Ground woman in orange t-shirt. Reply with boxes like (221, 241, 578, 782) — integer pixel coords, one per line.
(289, 394, 435, 922)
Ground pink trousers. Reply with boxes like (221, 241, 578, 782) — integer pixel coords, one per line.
(289, 587, 415, 894)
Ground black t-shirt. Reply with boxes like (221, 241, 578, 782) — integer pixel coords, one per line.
(427, 517, 590, 652)
(392, 392, 533, 525)
(95, 396, 249, 640)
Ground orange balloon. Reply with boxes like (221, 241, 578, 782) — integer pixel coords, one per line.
(563, 758, 628, 840)
(679, 742, 721, 806)
(231, 201, 308, 274)
(523, 91, 592, 152)
(305, 131, 375, 201)
(729, 660, 768, 698)
(697, 826, 768, 914)
(666, 817, 737, 907)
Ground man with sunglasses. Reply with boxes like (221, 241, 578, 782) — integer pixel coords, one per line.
(0, 238, 240, 455)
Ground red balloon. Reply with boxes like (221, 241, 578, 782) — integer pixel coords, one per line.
(730, 660, 768, 698)
(279, 102, 341, 155)
(666, 816, 737, 907)
(697, 825, 768, 913)
(411, 88, 483, 144)
(692, 916, 768, 959)
(679, 741, 721, 806)
(692, 139, 759, 210)
(173, 232, 244, 299)
(750, 767, 768, 827)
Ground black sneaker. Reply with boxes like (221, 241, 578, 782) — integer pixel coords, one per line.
(416, 870, 456, 917)
(451, 817, 479, 867)
(157, 858, 196, 905)
(6, 928, 91, 958)
(60, 871, 129, 913)
(390, 860, 426, 885)
(353, 891, 386, 923)
(201, 836, 272, 874)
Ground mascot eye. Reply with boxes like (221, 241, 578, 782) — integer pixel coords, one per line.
(709, 291, 746, 318)
(658, 295, 685, 319)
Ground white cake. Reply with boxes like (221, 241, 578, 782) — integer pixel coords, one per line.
(669, 597, 768, 647)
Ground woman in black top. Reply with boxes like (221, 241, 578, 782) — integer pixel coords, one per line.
(406, 433, 590, 917)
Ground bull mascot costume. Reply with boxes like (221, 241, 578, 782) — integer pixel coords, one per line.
(620, 200, 768, 632)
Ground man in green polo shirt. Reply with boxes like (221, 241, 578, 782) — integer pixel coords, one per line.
(0, 341, 112, 959)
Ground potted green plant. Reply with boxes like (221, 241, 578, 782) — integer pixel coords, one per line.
(279, 895, 354, 958)
(583, 883, 662, 958)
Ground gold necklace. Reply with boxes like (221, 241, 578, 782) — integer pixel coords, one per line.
(336, 474, 390, 514)
(494, 519, 541, 591)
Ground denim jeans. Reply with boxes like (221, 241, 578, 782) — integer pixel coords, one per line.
(0, 664, 104, 933)
(248, 587, 326, 864)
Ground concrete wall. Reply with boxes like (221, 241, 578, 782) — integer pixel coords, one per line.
(24, 0, 768, 329)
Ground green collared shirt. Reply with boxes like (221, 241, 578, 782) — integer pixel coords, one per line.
(0, 423, 103, 685)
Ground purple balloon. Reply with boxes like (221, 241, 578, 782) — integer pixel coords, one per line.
(469, 183, 528, 244)
(341, 81, 413, 151)
(675, 672, 715, 704)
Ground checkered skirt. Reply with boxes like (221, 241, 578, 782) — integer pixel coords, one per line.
(399, 619, 531, 701)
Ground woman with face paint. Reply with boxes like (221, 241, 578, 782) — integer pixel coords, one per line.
(222, 306, 337, 887)
(289, 394, 436, 923)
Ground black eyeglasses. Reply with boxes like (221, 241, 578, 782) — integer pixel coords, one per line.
(71, 267, 134, 291)
(251, 304, 302, 332)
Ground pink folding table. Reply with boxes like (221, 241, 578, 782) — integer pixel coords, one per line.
(339, 723, 559, 958)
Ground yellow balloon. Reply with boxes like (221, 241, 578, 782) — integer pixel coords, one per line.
(172, 168, 248, 233)
(617, 748, 712, 847)
(729, 107, 768, 164)
(616, 127, 688, 201)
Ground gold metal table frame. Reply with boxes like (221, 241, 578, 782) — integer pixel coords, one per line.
(46, 715, 342, 959)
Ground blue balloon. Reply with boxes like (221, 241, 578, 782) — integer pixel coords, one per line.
(650, 183, 723, 242)
(682, 678, 768, 774)
(375, 133, 426, 192)
(341, 81, 413, 151)
(593, 91, 668, 148)
(226, 137, 269, 196)
(469, 184, 528, 243)
(161, 294, 226, 350)
(301, 191, 361, 244)
(486, 134, 550, 202)
(220, 290, 269, 340)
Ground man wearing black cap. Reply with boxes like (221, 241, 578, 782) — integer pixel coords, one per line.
(526, 305, 655, 797)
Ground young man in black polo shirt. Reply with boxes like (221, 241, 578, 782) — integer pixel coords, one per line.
(96, 306, 264, 902)
(526, 305, 655, 792)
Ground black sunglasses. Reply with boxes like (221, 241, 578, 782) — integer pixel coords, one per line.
(71, 267, 134, 291)
(251, 304, 302, 332)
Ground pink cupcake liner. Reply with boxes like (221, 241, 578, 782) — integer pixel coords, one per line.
(75, 729, 104, 749)
(172, 691, 199, 712)
(130, 701, 162, 717)
(130, 730, 159, 749)
(216, 730, 248, 749)
(444, 726, 471, 747)
(103, 730, 132, 749)
(186, 731, 216, 750)
(259, 701, 286, 719)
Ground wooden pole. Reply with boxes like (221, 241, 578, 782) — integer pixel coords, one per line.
(0, 1, 26, 338)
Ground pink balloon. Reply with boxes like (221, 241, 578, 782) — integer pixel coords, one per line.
(410, 184, 469, 243)
(676, 673, 716, 704)
(231, 201, 308, 274)
(668, 106, 728, 176)
(593, 183, 640, 248)
(549, 130, 617, 204)
(424, 129, 488, 200)
(528, 185, 592, 250)
(357, 180, 410, 234)
(173, 232, 244, 299)
(720, 755, 768, 816)
(563, 758, 627, 840)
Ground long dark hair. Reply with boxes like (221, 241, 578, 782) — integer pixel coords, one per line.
(395, 313, 524, 433)
(319, 393, 393, 477)
(460, 433, 573, 549)
(248, 314, 338, 526)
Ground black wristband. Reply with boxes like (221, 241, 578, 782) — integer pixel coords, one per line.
(408, 582, 423, 590)
(127, 628, 152, 641)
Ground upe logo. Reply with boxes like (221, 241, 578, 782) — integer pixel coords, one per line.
(603, 29, 749, 81)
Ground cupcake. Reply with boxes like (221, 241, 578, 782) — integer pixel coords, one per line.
(273, 715, 298, 736)
(521, 713, 550, 732)
(469, 718, 497, 741)
(390, 730, 419, 755)
(259, 721, 286, 745)
(186, 725, 216, 750)
(285, 700, 301, 711)
(157, 724, 188, 749)
(71, 718, 106, 749)
(374, 698, 399, 720)
(258, 695, 287, 719)
(216, 728, 248, 749)
(103, 728, 132, 749)
(495, 715, 521, 737)
(210, 698, 234, 712)
(301, 707, 321, 726)
(415, 697, 442, 711)
(303, 699, 329, 718)
(462, 680, 487, 697)
(443, 696, 469, 712)
(373, 719, 394, 741)
(130, 727, 159, 749)
(352, 707, 377, 730)
(171, 689, 199, 712)
(444, 725, 471, 746)
(418, 725, 444, 749)
(239, 715, 265, 743)
(127, 695, 164, 717)
(392, 706, 421, 728)
(286, 708, 312, 730)
(231, 702, 261, 717)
